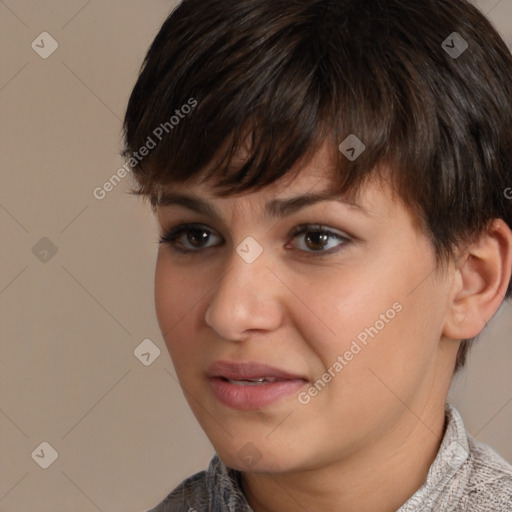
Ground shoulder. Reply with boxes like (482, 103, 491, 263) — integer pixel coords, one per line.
(400, 404, 512, 512)
(460, 435, 512, 511)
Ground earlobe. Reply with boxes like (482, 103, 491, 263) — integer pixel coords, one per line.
(442, 219, 512, 341)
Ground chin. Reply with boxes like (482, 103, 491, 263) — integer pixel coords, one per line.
(215, 441, 297, 473)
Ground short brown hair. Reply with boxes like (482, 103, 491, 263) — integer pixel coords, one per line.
(122, 0, 512, 373)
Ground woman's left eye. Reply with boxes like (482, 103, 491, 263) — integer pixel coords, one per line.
(158, 223, 351, 256)
(288, 224, 350, 254)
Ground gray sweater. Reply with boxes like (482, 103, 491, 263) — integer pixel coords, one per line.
(145, 404, 512, 511)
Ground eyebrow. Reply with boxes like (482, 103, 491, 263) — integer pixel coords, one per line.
(156, 190, 370, 219)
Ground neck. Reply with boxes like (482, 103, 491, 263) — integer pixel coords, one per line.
(240, 401, 448, 512)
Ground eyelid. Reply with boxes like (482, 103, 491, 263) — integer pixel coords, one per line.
(288, 223, 350, 239)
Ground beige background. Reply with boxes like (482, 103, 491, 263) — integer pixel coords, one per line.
(0, 1, 511, 511)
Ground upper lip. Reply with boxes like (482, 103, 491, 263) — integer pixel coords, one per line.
(206, 360, 308, 381)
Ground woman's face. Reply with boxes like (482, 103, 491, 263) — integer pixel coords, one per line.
(154, 142, 458, 473)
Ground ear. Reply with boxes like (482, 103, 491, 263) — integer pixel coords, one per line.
(442, 219, 512, 340)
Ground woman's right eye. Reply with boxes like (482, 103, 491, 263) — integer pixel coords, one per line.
(158, 224, 221, 255)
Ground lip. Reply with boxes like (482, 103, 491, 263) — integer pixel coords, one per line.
(206, 360, 309, 410)
(206, 360, 308, 381)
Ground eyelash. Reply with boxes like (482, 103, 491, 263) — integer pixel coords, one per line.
(158, 223, 351, 257)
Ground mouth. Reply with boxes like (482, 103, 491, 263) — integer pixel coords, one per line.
(206, 360, 309, 410)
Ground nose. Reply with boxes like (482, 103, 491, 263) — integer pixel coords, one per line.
(204, 245, 284, 341)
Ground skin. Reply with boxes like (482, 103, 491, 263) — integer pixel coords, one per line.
(153, 141, 512, 512)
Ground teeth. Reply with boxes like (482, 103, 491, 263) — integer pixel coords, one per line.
(227, 377, 278, 385)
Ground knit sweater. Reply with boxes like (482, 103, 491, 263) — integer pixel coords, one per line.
(145, 404, 512, 511)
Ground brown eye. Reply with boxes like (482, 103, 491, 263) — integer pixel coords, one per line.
(159, 224, 222, 254)
(185, 228, 211, 248)
(288, 224, 351, 255)
(304, 231, 330, 251)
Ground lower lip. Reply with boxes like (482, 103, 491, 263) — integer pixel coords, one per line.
(209, 377, 308, 410)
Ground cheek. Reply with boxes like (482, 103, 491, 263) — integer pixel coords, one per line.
(325, 277, 446, 417)
(154, 253, 205, 357)
(304, 266, 400, 361)
(310, 247, 441, 384)
(154, 254, 178, 334)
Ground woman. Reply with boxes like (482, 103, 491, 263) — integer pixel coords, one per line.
(122, 0, 512, 510)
